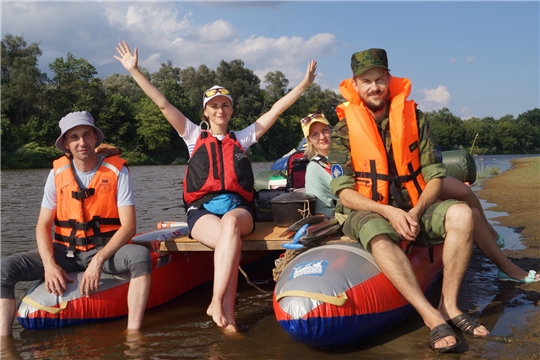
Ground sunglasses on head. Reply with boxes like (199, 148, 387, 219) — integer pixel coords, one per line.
(301, 110, 324, 125)
(204, 88, 230, 98)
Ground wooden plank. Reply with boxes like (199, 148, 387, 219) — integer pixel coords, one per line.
(159, 222, 291, 252)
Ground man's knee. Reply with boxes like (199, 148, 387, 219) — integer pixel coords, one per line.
(446, 203, 473, 228)
(1, 254, 28, 299)
(126, 245, 152, 278)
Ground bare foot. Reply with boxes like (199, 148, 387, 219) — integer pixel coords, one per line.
(432, 334, 458, 350)
(223, 323, 239, 333)
(206, 300, 228, 328)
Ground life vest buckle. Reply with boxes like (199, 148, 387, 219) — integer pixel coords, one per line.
(71, 188, 95, 200)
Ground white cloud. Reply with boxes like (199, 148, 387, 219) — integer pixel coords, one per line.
(417, 85, 451, 111)
(449, 58, 457, 64)
(465, 56, 476, 64)
(103, 4, 339, 84)
(3, 2, 340, 87)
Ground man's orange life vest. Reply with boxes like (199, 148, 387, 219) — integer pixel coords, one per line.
(337, 76, 426, 206)
(53, 155, 124, 252)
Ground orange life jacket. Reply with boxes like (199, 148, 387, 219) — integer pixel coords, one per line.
(53, 155, 124, 252)
(337, 76, 426, 206)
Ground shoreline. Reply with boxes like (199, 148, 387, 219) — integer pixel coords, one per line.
(475, 157, 540, 354)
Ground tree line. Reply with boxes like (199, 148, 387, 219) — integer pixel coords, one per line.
(2, 34, 539, 170)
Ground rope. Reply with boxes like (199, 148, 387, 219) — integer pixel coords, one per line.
(297, 199, 312, 218)
(238, 265, 273, 294)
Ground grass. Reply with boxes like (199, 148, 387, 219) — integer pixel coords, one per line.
(476, 157, 501, 179)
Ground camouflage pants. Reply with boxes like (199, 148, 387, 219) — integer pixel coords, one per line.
(342, 199, 464, 252)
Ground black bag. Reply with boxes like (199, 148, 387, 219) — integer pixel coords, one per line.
(254, 189, 288, 222)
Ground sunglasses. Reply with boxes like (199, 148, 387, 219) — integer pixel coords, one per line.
(204, 88, 230, 98)
(301, 110, 324, 125)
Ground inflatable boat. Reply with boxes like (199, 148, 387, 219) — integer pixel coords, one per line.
(273, 243, 443, 347)
(271, 150, 475, 347)
(16, 223, 275, 330)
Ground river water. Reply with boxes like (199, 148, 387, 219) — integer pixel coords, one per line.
(1, 156, 538, 359)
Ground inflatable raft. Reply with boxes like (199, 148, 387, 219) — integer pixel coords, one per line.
(273, 243, 443, 348)
(16, 223, 273, 330)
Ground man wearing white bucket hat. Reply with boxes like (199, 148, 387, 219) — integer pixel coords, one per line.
(0, 111, 152, 336)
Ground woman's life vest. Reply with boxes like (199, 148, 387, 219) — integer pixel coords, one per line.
(183, 130, 255, 209)
(337, 76, 426, 207)
(53, 155, 124, 253)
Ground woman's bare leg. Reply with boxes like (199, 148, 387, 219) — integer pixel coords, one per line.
(190, 208, 253, 331)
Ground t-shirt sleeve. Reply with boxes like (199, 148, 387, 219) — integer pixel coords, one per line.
(41, 169, 57, 210)
(232, 123, 258, 151)
(117, 166, 135, 207)
(180, 117, 201, 157)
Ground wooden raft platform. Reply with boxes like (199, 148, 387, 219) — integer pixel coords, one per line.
(159, 222, 292, 252)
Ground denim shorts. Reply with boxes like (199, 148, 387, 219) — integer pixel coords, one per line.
(186, 205, 256, 238)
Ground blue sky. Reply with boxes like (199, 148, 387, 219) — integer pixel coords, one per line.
(3, 1, 539, 119)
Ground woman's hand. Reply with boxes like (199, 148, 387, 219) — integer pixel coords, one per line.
(302, 59, 318, 87)
(114, 41, 139, 73)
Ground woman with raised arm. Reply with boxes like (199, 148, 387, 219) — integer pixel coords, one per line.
(115, 41, 317, 331)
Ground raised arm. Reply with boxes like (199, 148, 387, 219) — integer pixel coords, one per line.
(254, 60, 317, 140)
(114, 41, 188, 136)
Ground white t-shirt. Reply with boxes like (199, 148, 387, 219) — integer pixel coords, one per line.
(41, 155, 135, 210)
(181, 118, 258, 157)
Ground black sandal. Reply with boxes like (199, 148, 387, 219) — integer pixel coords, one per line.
(449, 313, 486, 335)
(429, 323, 461, 353)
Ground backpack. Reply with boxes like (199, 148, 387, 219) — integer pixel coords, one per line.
(286, 150, 309, 189)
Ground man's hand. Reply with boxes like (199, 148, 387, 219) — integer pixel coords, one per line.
(44, 263, 74, 296)
(80, 257, 103, 298)
(407, 208, 422, 239)
(383, 206, 419, 242)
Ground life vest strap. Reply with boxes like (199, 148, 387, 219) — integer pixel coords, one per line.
(53, 231, 116, 248)
(54, 216, 121, 231)
(71, 188, 95, 200)
(354, 160, 423, 204)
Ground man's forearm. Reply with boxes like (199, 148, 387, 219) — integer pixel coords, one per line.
(412, 177, 443, 218)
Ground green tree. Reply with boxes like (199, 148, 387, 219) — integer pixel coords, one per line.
(425, 108, 465, 150)
(97, 94, 137, 151)
(134, 97, 173, 152)
(38, 53, 105, 146)
(216, 59, 262, 131)
(102, 72, 147, 104)
(493, 119, 519, 154)
(1, 34, 47, 151)
(179, 64, 217, 122)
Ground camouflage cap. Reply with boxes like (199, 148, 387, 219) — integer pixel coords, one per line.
(350, 48, 390, 76)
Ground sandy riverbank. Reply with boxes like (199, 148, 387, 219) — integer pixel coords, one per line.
(473, 157, 540, 358)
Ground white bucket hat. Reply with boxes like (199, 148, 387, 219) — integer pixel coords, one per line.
(55, 111, 104, 154)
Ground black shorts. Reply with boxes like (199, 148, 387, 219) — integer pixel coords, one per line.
(186, 205, 256, 238)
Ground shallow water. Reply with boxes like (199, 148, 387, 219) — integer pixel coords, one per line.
(1, 157, 539, 359)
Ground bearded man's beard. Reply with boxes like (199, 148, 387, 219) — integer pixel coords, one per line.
(361, 90, 388, 113)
